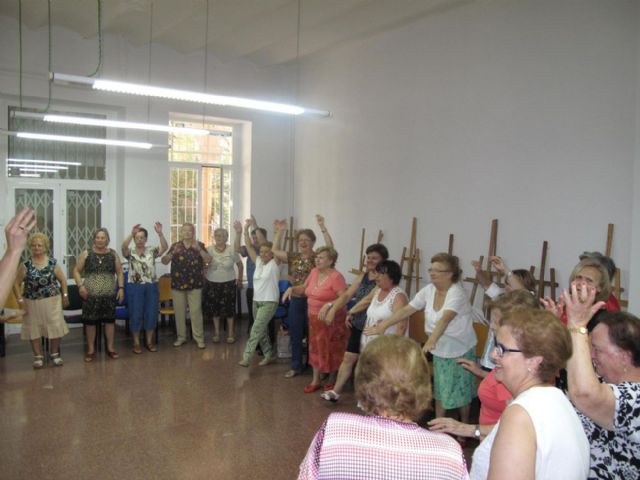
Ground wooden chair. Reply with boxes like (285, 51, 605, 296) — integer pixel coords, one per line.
(1, 289, 24, 357)
(158, 275, 175, 329)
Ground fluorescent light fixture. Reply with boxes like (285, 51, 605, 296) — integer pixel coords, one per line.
(7, 158, 82, 166)
(43, 114, 212, 136)
(16, 132, 153, 149)
(52, 72, 331, 117)
(12, 164, 68, 170)
(19, 166, 67, 172)
(19, 173, 41, 178)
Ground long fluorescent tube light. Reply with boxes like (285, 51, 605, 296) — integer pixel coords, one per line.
(19, 167, 67, 172)
(52, 72, 331, 117)
(20, 173, 41, 177)
(11, 164, 69, 170)
(7, 158, 82, 166)
(12, 111, 231, 137)
(16, 132, 153, 149)
(43, 114, 212, 136)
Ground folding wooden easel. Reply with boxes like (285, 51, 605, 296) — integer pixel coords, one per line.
(283, 216, 297, 253)
(529, 241, 559, 299)
(399, 218, 421, 297)
(463, 219, 500, 308)
(605, 223, 627, 309)
(350, 227, 384, 276)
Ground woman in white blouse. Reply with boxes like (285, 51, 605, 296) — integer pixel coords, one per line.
(365, 252, 477, 435)
(204, 228, 243, 344)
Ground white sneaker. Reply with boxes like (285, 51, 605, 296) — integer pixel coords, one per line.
(320, 390, 340, 402)
(258, 354, 276, 366)
(173, 339, 186, 347)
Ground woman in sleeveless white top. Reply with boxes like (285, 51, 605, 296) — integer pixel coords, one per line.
(361, 286, 409, 351)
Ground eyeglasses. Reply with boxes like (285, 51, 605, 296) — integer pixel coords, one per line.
(493, 342, 522, 358)
(428, 268, 451, 273)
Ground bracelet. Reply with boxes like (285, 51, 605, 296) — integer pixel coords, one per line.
(568, 327, 588, 335)
(63, 293, 68, 297)
(118, 287, 124, 290)
(18, 298, 24, 303)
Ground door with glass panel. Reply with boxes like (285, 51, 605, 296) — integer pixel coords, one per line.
(13, 186, 104, 279)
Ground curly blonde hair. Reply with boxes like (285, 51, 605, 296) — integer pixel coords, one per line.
(355, 336, 432, 421)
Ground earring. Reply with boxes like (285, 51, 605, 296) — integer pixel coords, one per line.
(527, 367, 532, 373)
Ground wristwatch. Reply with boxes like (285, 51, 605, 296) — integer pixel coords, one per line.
(474, 425, 481, 439)
(568, 327, 588, 335)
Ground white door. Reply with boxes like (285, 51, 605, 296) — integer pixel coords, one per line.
(11, 182, 107, 279)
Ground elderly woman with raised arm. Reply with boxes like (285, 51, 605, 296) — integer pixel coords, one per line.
(236, 220, 280, 367)
(203, 227, 243, 344)
(556, 283, 640, 479)
(429, 290, 540, 442)
(161, 223, 211, 349)
(283, 246, 348, 393)
(73, 228, 125, 361)
(121, 222, 168, 353)
(298, 335, 469, 480)
(469, 309, 590, 479)
(364, 253, 477, 431)
(272, 215, 334, 378)
(318, 244, 388, 402)
(13, 233, 70, 368)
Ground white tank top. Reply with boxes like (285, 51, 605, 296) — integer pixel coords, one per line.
(361, 286, 408, 351)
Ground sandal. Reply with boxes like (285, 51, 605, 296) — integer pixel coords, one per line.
(303, 383, 322, 394)
(107, 350, 119, 359)
(33, 355, 45, 369)
(145, 343, 157, 352)
(50, 352, 64, 367)
(84, 351, 96, 363)
(320, 390, 340, 402)
(226, 336, 236, 344)
(132, 344, 142, 355)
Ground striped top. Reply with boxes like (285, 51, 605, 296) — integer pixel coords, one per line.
(298, 412, 469, 480)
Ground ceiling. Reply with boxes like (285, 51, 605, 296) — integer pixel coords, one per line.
(1, 0, 475, 67)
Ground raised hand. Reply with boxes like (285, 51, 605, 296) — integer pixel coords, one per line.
(490, 256, 509, 274)
(540, 296, 564, 319)
(233, 220, 243, 234)
(131, 224, 141, 235)
(471, 260, 482, 273)
(315, 214, 325, 229)
(249, 215, 258, 228)
(154, 222, 163, 234)
(5, 207, 36, 253)
(563, 281, 605, 328)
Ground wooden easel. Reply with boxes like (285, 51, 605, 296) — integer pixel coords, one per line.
(399, 218, 421, 297)
(447, 234, 454, 255)
(605, 223, 627, 309)
(350, 228, 384, 276)
(283, 216, 297, 253)
(530, 241, 559, 299)
(464, 219, 500, 307)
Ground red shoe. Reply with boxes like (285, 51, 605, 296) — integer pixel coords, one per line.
(304, 383, 322, 394)
(323, 384, 335, 391)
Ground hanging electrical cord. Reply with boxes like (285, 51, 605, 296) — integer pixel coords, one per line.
(18, 0, 22, 108)
(202, 0, 211, 128)
(17, 0, 53, 113)
(87, 0, 103, 77)
(146, 1, 154, 142)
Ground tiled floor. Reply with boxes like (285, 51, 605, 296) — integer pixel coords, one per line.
(0, 319, 477, 479)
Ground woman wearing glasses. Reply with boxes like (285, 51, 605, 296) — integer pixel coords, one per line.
(364, 253, 477, 438)
(469, 309, 589, 480)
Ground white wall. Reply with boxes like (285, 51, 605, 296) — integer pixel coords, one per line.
(0, 16, 294, 257)
(293, 0, 639, 308)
